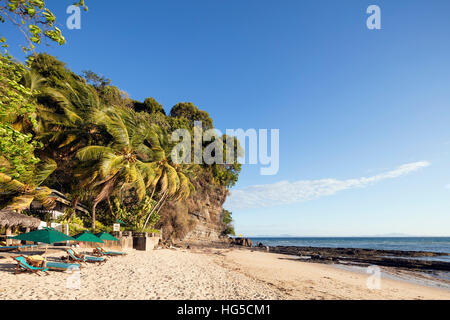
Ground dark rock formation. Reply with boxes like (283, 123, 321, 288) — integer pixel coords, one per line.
(263, 246, 450, 272)
(231, 237, 253, 247)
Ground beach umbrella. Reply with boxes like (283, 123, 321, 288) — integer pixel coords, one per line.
(95, 232, 119, 241)
(11, 227, 76, 244)
(115, 219, 127, 225)
(73, 230, 104, 243)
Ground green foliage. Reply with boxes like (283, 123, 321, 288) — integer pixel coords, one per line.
(113, 196, 160, 231)
(0, 0, 88, 52)
(212, 163, 241, 188)
(81, 70, 111, 89)
(93, 220, 106, 233)
(0, 52, 57, 211)
(170, 102, 213, 129)
(0, 49, 242, 237)
(29, 53, 72, 85)
(0, 53, 43, 181)
(56, 214, 86, 235)
(222, 209, 235, 236)
(133, 97, 166, 115)
(0, 158, 56, 211)
(0, 54, 37, 126)
(0, 124, 40, 178)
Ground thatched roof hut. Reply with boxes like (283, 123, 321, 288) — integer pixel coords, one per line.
(0, 209, 41, 229)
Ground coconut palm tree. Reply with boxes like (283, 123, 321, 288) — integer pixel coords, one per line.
(36, 80, 104, 149)
(76, 107, 162, 228)
(0, 158, 57, 211)
(140, 126, 195, 231)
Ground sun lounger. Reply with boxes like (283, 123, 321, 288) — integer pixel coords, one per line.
(93, 247, 127, 257)
(66, 249, 106, 264)
(0, 246, 19, 252)
(46, 261, 81, 271)
(12, 256, 49, 276)
(0, 245, 37, 252)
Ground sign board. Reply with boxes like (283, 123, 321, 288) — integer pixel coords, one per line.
(113, 223, 120, 232)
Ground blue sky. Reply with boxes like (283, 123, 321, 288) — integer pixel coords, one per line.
(3, 0, 450, 236)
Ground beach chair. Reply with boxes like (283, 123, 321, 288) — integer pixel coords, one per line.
(46, 261, 81, 271)
(12, 256, 49, 276)
(0, 245, 37, 252)
(93, 247, 127, 257)
(66, 249, 106, 264)
(0, 245, 20, 252)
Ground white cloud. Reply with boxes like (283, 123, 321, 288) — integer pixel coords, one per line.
(224, 161, 430, 211)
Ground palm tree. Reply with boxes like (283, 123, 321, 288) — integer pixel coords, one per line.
(36, 80, 104, 149)
(140, 126, 195, 231)
(34, 78, 110, 206)
(76, 107, 161, 228)
(0, 158, 57, 211)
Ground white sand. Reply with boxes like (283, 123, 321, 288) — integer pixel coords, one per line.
(0, 248, 449, 300)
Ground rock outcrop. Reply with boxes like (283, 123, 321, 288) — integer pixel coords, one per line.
(265, 246, 450, 272)
(157, 180, 229, 245)
(231, 237, 253, 247)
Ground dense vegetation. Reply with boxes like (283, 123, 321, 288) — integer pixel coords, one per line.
(0, 0, 241, 237)
(0, 52, 241, 235)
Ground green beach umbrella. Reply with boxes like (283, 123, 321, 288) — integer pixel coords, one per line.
(73, 230, 104, 243)
(115, 219, 127, 225)
(11, 227, 76, 244)
(95, 232, 119, 241)
(95, 232, 120, 241)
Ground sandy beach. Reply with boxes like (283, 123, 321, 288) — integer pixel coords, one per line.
(0, 248, 449, 300)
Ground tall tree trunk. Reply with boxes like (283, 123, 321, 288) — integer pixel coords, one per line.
(91, 175, 118, 229)
(91, 201, 98, 229)
(107, 197, 114, 217)
(149, 185, 156, 201)
(153, 197, 167, 218)
(69, 197, 79, 222)
(141, 191, 168, 232)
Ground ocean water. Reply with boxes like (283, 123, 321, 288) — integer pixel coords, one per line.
(249, 237, 450, 262)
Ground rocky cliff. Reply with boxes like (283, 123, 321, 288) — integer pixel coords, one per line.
(157, 180, 229, 245)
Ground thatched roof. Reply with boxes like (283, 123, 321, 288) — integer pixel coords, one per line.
(0, 209, 41, 229)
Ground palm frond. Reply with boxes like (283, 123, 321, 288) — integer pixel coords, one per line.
(34, 186, 55, 209)
(99, 154, 124, 178)
(77, 146, 114, 161)
(32, 158, 57, 186)
(6, 194, 35, 211)
(165, 164, 179, 196)
(133, 170, 146, 200)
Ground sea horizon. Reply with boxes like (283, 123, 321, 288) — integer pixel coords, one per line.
(247, 235, 450, 238)
(247, 236, 450, 258)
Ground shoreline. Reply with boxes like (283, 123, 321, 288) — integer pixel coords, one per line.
(186, 242, 450, 291)
(216, 248, 450, 299)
